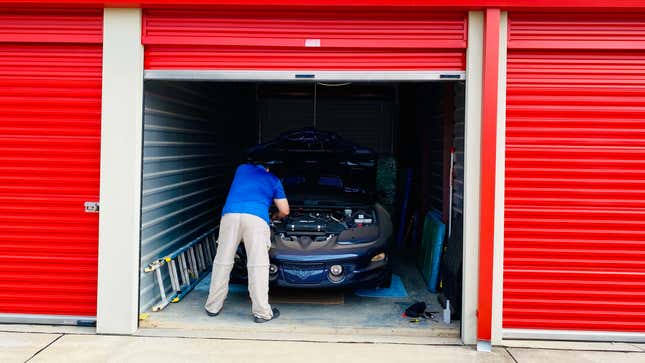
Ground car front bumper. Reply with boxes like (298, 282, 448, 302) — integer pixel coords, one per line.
(232, 252, 390, 289)
(270, 255, 389, 288)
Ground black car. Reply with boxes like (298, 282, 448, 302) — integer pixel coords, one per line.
(232, 128, 393, 288)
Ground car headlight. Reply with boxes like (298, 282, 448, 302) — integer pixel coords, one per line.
(330, 265, 343, 276)
(371, 253, 386, 262)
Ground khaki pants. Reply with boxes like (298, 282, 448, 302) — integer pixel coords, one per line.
(204, 213, 273, 319)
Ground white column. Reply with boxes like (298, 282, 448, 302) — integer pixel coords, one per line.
(491, 11, 509, 345)
(97, 8, 144, 334)
(461, 10, 484, 346)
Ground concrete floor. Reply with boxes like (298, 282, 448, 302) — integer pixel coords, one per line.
(3, 331, 645, 363)
(139, 257, 460, 343)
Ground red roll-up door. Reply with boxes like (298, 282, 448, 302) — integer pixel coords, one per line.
(0, 8, 102, 320)
(142, 8, 467, 71)
(504, 13, 645, 334)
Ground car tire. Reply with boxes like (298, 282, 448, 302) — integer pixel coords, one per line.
(379, 271, 393, 288)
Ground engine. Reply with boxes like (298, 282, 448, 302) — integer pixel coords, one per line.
(273, 208, 376, 236)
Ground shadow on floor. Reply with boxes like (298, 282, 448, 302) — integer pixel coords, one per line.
(139, 255, 459, 340)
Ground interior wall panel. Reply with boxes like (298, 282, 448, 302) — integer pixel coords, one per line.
(258, 87, 394, 153)
(140, 81, 257, 312)
(453, 81, 465, 224)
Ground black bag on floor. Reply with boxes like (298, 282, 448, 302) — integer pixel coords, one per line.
(404, 301, 427, 318)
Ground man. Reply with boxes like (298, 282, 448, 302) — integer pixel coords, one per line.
(205, 163, 289, 323)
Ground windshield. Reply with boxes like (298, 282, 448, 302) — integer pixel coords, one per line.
(276, 169, 373, 207)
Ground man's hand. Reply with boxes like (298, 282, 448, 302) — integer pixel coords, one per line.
(270, 211, 279, 221)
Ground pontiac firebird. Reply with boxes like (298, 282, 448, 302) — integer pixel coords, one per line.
(230, 129, 393, 289)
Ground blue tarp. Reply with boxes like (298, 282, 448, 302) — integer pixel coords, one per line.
(418, 211, 446, 293)
(355, 274, 408, 298)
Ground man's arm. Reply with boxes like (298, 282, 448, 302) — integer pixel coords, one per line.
(273, 198, 290, 219)
(271, 176, 289, 220)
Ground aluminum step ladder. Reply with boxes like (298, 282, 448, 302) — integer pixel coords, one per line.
(144, 227, 218, 311)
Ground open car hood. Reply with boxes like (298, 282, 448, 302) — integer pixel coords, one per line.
(247, 128, 377, 201)
(285, 189, 373, 208)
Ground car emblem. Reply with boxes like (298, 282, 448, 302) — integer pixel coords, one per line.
(294, 269, 313, 280)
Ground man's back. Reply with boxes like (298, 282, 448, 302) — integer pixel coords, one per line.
(221, 164, 285, 224)
(208, 163, 287, 322)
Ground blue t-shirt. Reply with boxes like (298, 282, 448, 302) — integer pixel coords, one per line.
(221, 164, 286, 224)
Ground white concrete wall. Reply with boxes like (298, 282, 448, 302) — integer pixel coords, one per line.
(461, 11, 484, 345)
(491, 11, 508, 345)
(97, 8, 144, 334)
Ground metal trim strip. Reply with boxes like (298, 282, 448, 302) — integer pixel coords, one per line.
(477, 8, 501, 344)
(3, 1, 645, 9)
(490, 10, 508, 346)
(144, 70, 466, 81)
(503, 329, 645, 343)
(0, 313, 96, 326)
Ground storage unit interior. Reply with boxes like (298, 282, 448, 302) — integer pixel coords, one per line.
(138, 79, 465, 338)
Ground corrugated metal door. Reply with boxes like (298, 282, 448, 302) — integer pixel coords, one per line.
(142, 8, 467, 71)
(0, 8, 103, 321)
(504, 13, 645, 334)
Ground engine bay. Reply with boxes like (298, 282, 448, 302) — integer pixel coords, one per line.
(273, 207, 376, 236)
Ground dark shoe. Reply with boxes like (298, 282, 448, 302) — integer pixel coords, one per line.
(205, 308, 220, 317)
(254, 308, 280, 323)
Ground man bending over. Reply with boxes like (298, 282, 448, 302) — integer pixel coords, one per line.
(205, 163, 289, 322)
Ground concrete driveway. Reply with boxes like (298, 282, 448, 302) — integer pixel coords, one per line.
(2, 330, 645, 363)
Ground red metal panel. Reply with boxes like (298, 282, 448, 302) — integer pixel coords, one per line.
(142, 8, 467, 70)
(0, 9, 102, 317)
(504, 13, 645, 332)
(0, 8, 102, 43)
(508, 13, 645, 50)
(478, 8, 500, 342)
(4, 1, 645, 11)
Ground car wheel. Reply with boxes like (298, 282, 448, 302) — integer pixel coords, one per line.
(379, 271, 393, 288)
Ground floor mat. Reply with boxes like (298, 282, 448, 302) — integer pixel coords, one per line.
(199, 279, 344, 304)
(354, 274, 408, 298)
(269, 288, 344, 305)
(195, 276, 247, 292)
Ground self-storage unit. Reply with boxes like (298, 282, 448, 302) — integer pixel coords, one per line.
(502, 12, 645, 341)
(0, 0, 644, 349)
(136, 8, 470, 339)
(0, 8, 103, 324)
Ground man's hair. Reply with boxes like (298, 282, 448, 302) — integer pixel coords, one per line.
(248, 161, 268, 171)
